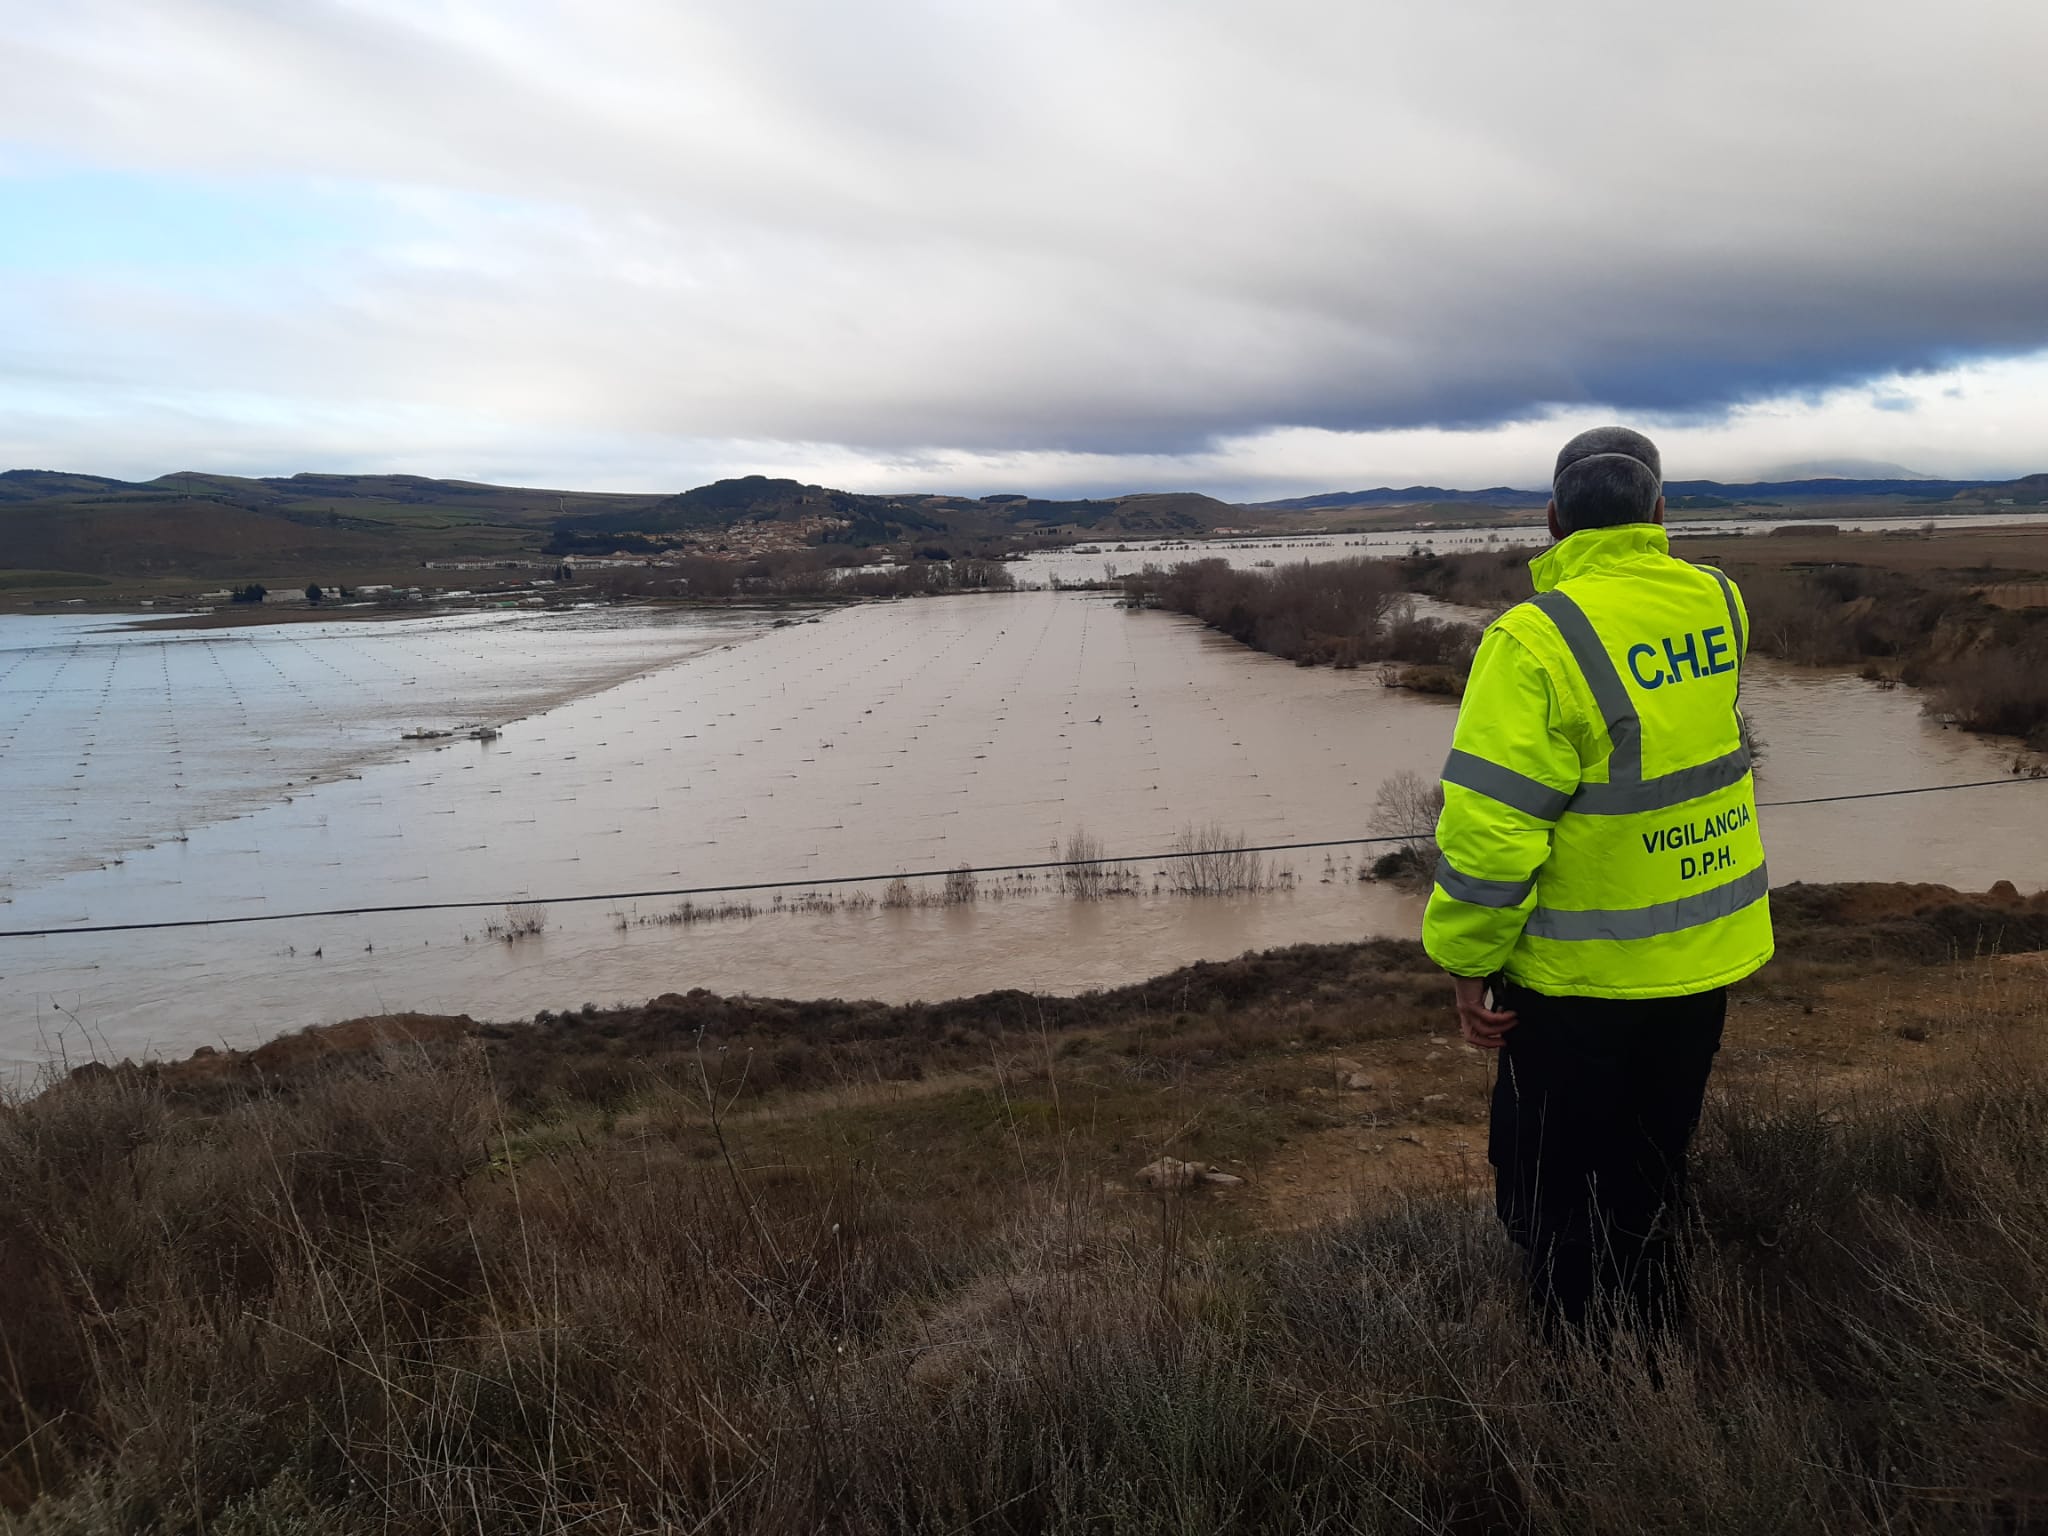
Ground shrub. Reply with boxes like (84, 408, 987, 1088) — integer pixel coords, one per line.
(1164, 823, 1274, 896)
(1368, 770, 1443, 883)
(1129, 558, 1483, 675)
(1928, 641, 2048, 742)
(5, 1043, 2046, 1531)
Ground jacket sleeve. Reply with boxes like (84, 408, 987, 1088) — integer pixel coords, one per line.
(1421, 625, 1582, 977)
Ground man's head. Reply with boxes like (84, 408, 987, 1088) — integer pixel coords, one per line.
(1549, 426, 1663, 537)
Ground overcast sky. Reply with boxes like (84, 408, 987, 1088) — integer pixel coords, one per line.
(4, 0, 2047, 498)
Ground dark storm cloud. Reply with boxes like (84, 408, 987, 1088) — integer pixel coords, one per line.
(3, 0, 2046, 462)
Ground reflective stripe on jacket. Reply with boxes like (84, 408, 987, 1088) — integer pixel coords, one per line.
(1421, 522, 1774, 999)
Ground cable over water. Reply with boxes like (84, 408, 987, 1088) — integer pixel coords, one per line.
(3, 774, 2041, 941)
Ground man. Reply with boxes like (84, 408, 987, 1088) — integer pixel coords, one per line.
(1421, 426, 1772, 1336)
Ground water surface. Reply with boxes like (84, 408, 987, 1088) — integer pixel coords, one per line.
(4, 589, 2043, 1071)
(1012, 511, 2048, 585)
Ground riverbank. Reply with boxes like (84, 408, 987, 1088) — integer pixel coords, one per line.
(5, 880, 2045, 1530)
(1135, 523, 2048, 747)
(112, 592, 856, 632)
(1689, 525, 2048, 746)
(115, 602, 476, 631)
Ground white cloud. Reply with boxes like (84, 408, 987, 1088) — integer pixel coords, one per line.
(3, 0, 2047, 485)
(9, 352, 2047, 499)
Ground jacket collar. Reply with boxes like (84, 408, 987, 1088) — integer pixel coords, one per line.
(1528, 522, 1671, 593)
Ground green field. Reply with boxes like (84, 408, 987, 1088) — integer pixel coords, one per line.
(0, 569, 111, 590)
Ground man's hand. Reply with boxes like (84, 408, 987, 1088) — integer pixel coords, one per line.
(1451, 975, 1517, 1050)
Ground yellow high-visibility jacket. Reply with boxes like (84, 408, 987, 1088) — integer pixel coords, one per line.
(1422, 522, 1773, 998)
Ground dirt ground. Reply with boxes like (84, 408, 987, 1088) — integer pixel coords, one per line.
(1251, 948, 2048, 1227)
(1680, 522, 2048, 579)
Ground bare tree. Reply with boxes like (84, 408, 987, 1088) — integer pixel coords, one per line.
(1369, 770, 1444, 882)
(1165, 823, 1269, 896)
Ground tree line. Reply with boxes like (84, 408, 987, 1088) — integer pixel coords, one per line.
(1122, 556, 1482, 675)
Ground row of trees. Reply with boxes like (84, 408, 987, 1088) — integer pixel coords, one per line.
(588, 549, 1018, 602)
(227, 583, 354, 605)
(1123, 557, 1481, 672)
(1731, 559, 2048, 747)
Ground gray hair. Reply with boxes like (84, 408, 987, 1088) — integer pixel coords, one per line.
(1552, 426, 1662, 532)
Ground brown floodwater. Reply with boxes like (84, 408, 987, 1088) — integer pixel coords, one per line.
(1009, 512, 2048, 586)
(3, 589, 2043, 1073)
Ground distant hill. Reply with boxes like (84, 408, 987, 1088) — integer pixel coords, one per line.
(1256, 474, 2048, 512)
(562, 476, 951, 546)
(1753, 458, 1937, 481)
(0, 468, 662, 522)
(0, 470, 143, 502)
(1905, 473, 2048, 507)
(1662, 477, 2016, 501)
(0, 467, 1250, 583)
(551, 476, 1245, 548)
(11, 458, 2041, 589)
(0, 469, 663, 581)
(1255, 485, 1548, 512)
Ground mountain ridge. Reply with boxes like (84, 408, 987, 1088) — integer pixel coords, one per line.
(4, 465, 2045, 586)
(1253, 474, 2048, 511)
(0, 468, 1247, 581)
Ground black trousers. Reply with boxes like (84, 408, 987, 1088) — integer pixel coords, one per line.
(1489, 979, 1725, 1335)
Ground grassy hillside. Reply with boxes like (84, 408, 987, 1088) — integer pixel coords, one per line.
(0, 469, 672, 589)
(556, 476, 1245, 546)
(0, 489, 545, 582)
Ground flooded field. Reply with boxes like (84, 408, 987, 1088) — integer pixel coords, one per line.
(0, 606, 778, 893)
(4, 586, 2046, 1071)
(1012, 510, 2048, 585)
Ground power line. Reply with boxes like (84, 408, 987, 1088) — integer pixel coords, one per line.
(2, 773, 2042, 941)
(5, 836, 1396, 939)
(1754, 776, 2042, 809)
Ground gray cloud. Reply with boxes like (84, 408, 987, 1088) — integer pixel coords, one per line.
(3, 0, 2047, 470)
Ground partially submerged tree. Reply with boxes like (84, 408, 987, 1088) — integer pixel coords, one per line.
(1368, 768, 1444, 883)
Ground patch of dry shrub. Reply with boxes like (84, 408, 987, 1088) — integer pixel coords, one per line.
(11, 899, 2048, 1530)
(3, 1012, 2046, 1532)
(1126, 557, 1483, 673)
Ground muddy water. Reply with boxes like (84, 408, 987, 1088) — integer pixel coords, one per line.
(1740, 662, 2046, 885)
(3, 594, 1447, 1067)
(0, 606, 775, 892)
(4, 591, 2045, 1071)
(1013, 511, 2048, 585)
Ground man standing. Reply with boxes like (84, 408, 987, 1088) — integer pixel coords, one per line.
(1422, 426, 1772, 1335)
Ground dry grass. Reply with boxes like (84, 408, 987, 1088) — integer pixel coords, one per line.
(6, 894, 2048, 1532)
(5, 1036, 2046, 1533)
(484, 902, 550, 942)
